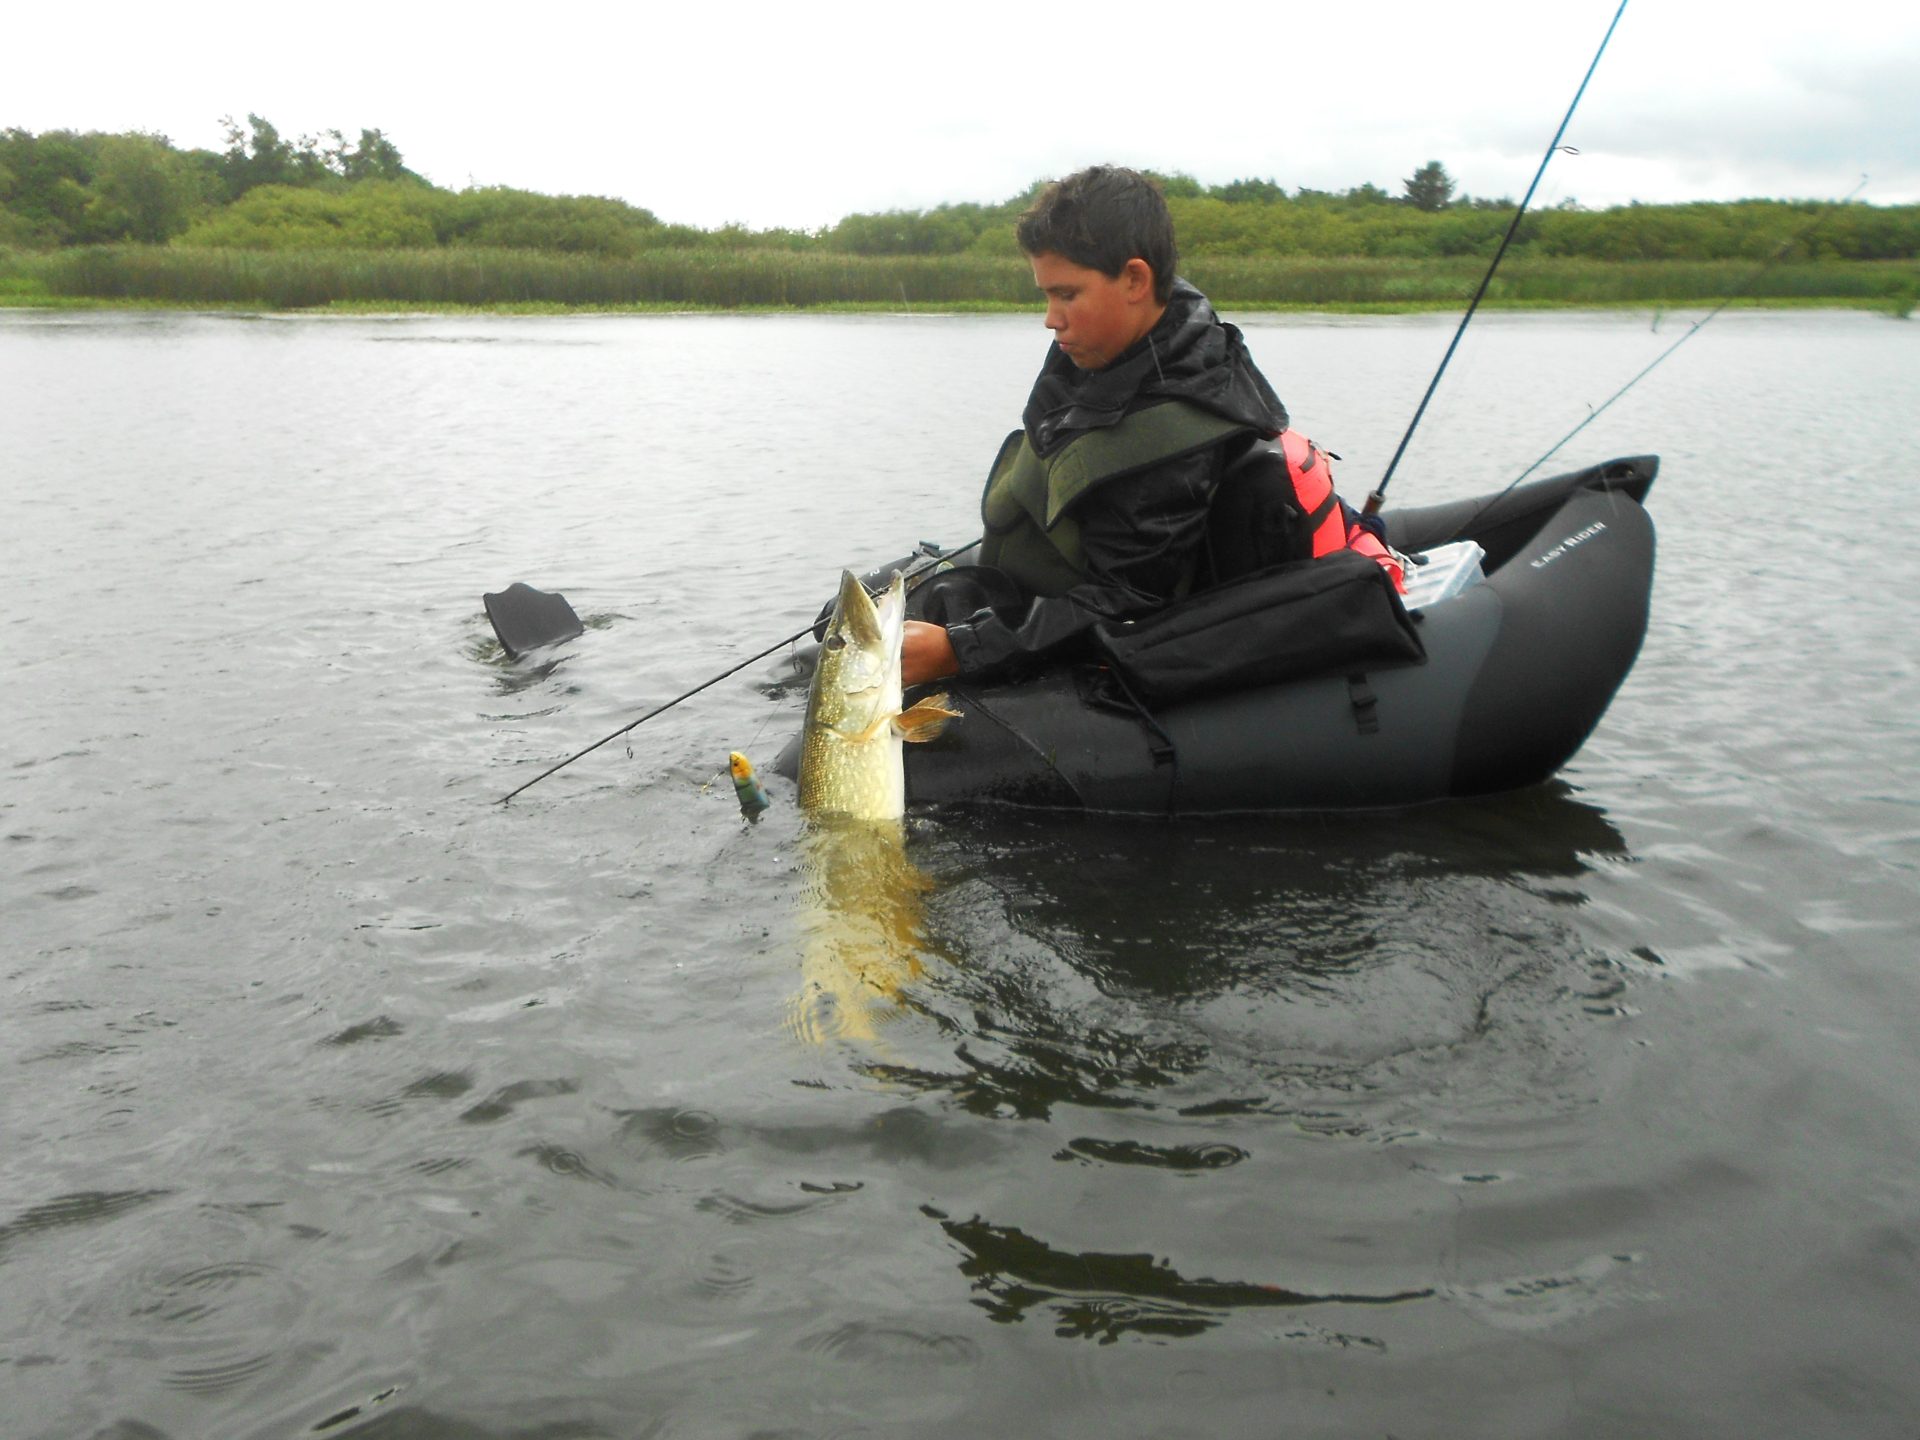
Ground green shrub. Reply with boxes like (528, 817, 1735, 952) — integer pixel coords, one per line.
(177, 182, 441, 250)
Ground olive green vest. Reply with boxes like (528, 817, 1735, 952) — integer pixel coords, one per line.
(979, 400, 1252, 598)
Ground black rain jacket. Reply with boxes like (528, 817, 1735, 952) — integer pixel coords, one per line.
(945, 278, 1289, 679)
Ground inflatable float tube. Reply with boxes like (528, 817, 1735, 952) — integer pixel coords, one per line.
(808, 455, 1656, 815)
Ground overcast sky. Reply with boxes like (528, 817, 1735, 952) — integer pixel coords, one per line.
(13, 0, 1917, 230)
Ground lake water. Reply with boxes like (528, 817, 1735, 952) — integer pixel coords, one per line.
(4, 305, 1918, 1439)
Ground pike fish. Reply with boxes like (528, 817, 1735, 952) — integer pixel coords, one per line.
(797, 570, 957, 822)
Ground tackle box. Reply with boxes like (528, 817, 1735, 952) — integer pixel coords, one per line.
(1401, 539, 1486, 611)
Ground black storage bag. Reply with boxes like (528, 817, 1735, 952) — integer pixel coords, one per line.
(1091, 551, 1425, 708)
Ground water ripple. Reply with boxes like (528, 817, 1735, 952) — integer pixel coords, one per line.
(57, 1206, 309, 1404)
(457, 1077, 580, 1123)
(796, 1320, 982, 1366)
(1053, 1137, 1249, 1171)
(0, 1188, 171, 1255)
(696, 1190, 852, 1225)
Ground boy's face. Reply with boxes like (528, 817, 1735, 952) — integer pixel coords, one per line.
(1029, 252, 1164, 370)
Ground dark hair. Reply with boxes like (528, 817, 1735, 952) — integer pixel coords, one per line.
(1015, 166, 1177, 303)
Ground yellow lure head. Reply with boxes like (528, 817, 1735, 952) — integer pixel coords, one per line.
(728, 750, 771, 819)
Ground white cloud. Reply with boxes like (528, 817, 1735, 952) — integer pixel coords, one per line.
(12, 0, 1917, 228)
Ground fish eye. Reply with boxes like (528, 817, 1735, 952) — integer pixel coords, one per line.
(825, 634, 846, 651)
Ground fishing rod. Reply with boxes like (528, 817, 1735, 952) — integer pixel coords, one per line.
(497, 537, 979, 804)
(1434, 174, 1871, 543)
(1365, 0, 1631, 517)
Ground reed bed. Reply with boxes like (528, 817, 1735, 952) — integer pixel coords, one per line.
(1188, 256, 1919, 309)
(5, 245, 1913, 312)
(11, 247, 1036, 309)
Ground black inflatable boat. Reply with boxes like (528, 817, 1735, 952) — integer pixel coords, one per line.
(888, 455, 1656, 814)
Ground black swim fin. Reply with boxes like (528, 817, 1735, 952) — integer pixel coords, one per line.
(483, 582, 583, 658)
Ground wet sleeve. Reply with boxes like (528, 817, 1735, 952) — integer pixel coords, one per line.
(945, 445, 1225, 679)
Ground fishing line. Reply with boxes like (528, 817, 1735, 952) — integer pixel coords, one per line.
(498, 536, 980, 805)
(1365, 0, 1631, 516)
(1432, 175, 1871, 545)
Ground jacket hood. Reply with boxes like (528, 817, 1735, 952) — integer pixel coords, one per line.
(1021, 277, 1288, 456)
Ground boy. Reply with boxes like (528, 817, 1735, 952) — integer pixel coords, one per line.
(902, 166, 1305, 686)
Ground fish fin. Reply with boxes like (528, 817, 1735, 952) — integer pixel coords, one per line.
(895, 693, 961, 743)
(833, 713, 896, 745)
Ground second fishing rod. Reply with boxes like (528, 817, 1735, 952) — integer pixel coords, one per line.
(1364, 0, 1631, 517)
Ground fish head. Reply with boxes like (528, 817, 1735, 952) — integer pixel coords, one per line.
(815, 570, 905, 705)
(728, 751, 755, 783)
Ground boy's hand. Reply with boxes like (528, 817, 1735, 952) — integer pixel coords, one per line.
(902, 621, 959, 687)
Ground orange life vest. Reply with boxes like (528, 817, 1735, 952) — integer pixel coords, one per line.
(1273, 430, 1406, 594)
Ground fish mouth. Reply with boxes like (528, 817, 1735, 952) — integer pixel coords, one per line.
(824, 570, 905, 656)
(827, 570, 883, 648)
(814, 571, 907, 713)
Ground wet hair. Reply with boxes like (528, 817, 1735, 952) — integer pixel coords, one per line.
(1016, 166, 1177, 303)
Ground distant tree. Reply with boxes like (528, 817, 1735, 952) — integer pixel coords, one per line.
(218, 114, 333, 196)
(219, 114, 292, 194)
(1143, 169, 1204, 200)
(331, 128, 424, 185)
(0, 128, 96, 244)
(1403, 160, 1456, 212)
(85, 133, 209, 242)
(825, 207, 975, 256)
(442, 188, 662, 255)
(0, 150, 27, 246)
(1211, 177, 1287, 205)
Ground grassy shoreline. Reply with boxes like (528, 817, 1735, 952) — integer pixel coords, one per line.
(4, 245, 1914, 316)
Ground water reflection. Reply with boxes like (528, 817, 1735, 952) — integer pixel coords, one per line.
(616, 1103, 1004, 1171)
(926, 1206, 1434, 1343)
(788, 819, 946, 1047)
(873, 787, 1635, 1127)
